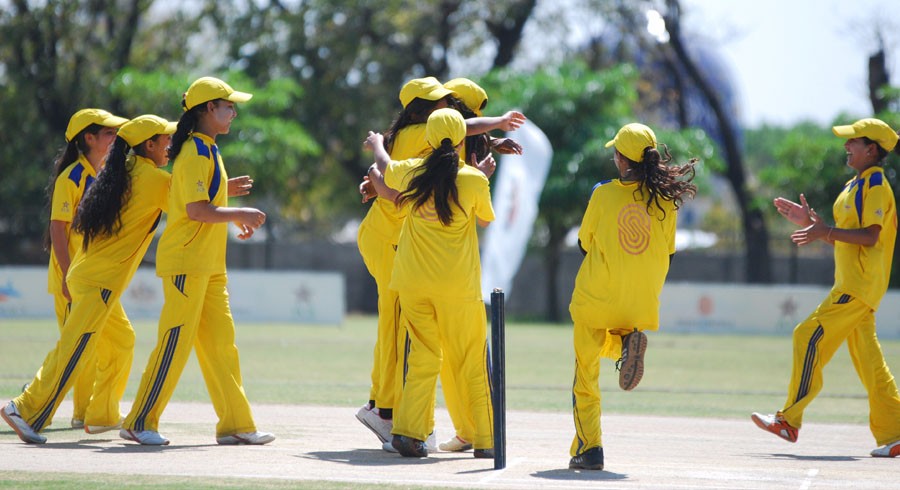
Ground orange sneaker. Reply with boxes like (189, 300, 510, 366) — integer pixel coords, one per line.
(751, 412, 798, 443)
(871, 440, 900, 457)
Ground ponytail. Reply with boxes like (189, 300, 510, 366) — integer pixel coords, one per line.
(168, 106, 202, 161)
(42, 123, 103, 251)
(73, 137, 133, 250)
(625, 145, 698, 219)
(396, 139, 462, 226)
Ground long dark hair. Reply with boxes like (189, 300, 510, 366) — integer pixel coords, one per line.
(623, 145, 698, 219)
(447, 96, 491, 163)
(168, 102, 212, 161)
(396, 139, 462, 226)
(384, 97, 443, 155)
(42, 123, 104, 251)
(72, 136, 135, 250)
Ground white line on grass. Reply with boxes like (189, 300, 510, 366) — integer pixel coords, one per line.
(477, 457, 523, 485)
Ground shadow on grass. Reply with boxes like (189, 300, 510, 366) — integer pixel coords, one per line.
(302, 449, 446, 466)
(34, 441, 218, 453)
(532, 468, 628, 481)
(753, 453, 860, 462)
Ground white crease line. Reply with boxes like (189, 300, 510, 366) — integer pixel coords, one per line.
(799, 468, 818, 490)
(478, 456, 524, 485)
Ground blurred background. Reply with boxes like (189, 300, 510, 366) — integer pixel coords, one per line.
(1, 0, 899, 322)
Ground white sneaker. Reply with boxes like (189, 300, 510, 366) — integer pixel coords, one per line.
(1, 401, 46, 444)
(439, 435, 473, 452)
(425, 431, 437, 452)
(119, 428, 170, 445)
(71, 418, 84, 429)
(382, 441, 398, 453)
(216, 431, 276, 445)
(85, 418, 123, 434)
(355, 406, 393, 443)
(871, 440, 900, 457)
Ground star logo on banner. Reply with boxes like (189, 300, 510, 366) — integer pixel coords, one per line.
(780, 297, 797, 317)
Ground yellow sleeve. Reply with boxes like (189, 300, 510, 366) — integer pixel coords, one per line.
(578, 188, 602, 249)
(177, 156, 212, 205)
(863, 182, 889, 228)
(50, 172, 78, 223)
(474, 174, 495, 223)
(667, 208, 678, 254)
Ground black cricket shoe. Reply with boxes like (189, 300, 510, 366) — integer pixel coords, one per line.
(569, 446, 604, 470)
(392, 435, 428, 457)
(617, 328, 647, 391)
(473, 448, 494, 459)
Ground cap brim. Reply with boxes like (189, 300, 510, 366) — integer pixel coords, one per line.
(225, 91, 253, 103)
(423, 87, 454, 101)
(832, 125, 856, 138)
(604, 139, 616, 148)
(100, 115, 129, 128)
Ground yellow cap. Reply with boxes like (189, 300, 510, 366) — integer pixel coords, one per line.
(65, 108, 128, 142)
(184, 77, 252, 111)
(399, 77, 454, 109)
(425, 108, 466, 149)
(444, 78, 488, 116)
(118, 115, 178, 147)
(605, 123, 658, 163)
(832, 118, 899, 152)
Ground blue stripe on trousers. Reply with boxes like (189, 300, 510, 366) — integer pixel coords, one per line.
(133, 326, 181, 432)
(796, 324, 825, 403)
(32, 332, 93, 431)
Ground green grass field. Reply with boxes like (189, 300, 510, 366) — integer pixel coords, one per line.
(1, 315, 894, 424)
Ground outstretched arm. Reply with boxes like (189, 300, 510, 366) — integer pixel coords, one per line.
(466, 111, 526, 136)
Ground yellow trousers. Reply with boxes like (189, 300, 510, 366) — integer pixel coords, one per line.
(17, 280, 134, 430)
(123, 274, 257, 437)
(393, 294, 493, 449)
(357, 224, 400, 410)
(782, 289, 900, 445)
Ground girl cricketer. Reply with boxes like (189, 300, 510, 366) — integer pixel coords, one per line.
(42, 108, 128, 429)
(752, 118, 900, 458)
(2, 115, 175, 443)
(569, 123, 697, 470)
(119, 77, 274, 446)
(366, 108, 497, 458)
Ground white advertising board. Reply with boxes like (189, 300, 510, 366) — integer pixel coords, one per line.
(0, 267, 344, 326)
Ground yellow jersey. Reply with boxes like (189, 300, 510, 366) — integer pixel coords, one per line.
(570, 179, 676, 330)
(386, 158, 494, 300)
(68, 156, 171, 292)
(359, 124, 430, 245)
(832, 166, 897, 310)
(47, 155, 97, 294)
(156, 133, 229, 276)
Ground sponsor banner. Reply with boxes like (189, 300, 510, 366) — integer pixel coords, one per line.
(481, 120, 553, 302)
(0, 266, 344, 325)
(660, 282, 900, 338)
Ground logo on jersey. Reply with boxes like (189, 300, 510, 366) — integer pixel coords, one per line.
(875, 208, 883, 218)
(61, 201, 70, 214)
(196, 180, 205, 193)
(618, 203, 651, 255)
(417, 201, 440, 222)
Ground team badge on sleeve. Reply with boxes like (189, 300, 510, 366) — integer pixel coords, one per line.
(196, 180, 205, 193)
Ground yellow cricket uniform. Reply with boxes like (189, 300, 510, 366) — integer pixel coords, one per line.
(781, 167, 900, 445)
(16, 156, 170, 430)
(357, 123, 430, 410)
(570, 179, 676, 456)
(386, 158, 496, 448)
(45, 156, 99, 421)
(124, 134, 259, 438)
